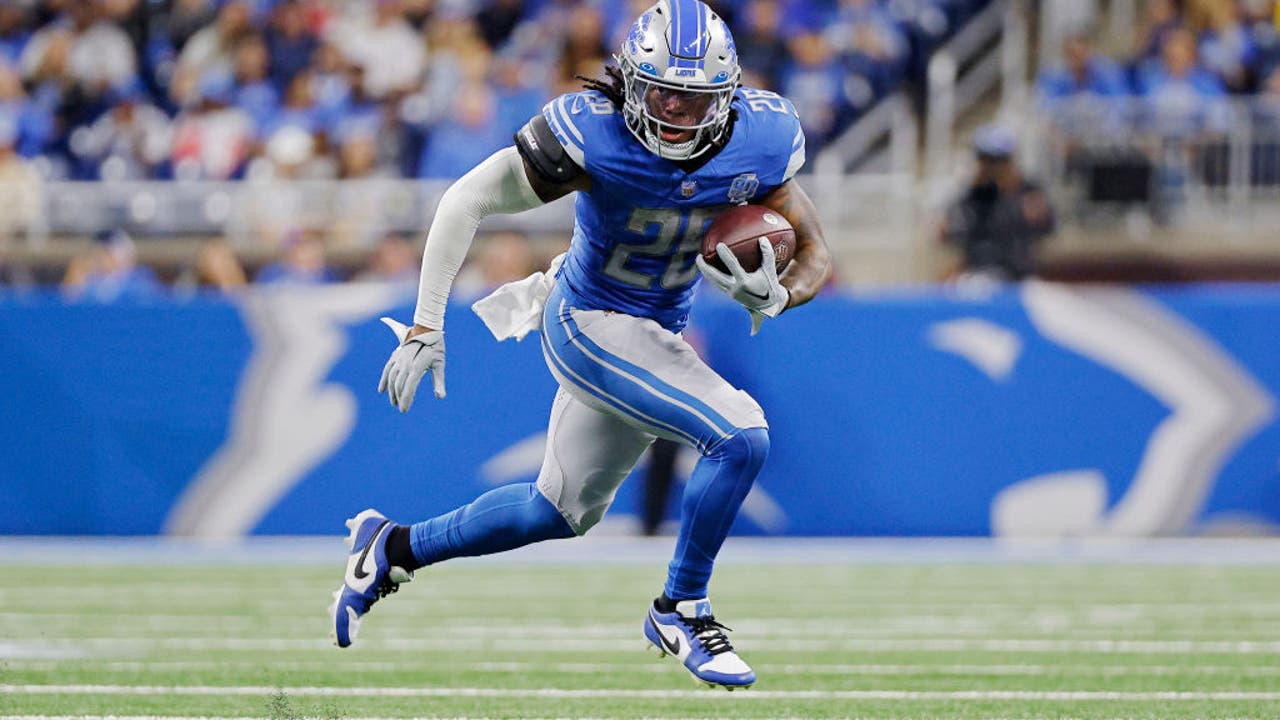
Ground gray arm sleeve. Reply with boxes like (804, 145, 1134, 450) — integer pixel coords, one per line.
(414, 146, 545, 330)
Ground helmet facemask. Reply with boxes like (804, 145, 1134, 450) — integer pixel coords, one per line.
(619, 55, 737, 161)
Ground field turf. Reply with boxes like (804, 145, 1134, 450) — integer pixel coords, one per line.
(2, 538, 1279, 719)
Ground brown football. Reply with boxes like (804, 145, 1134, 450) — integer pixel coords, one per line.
(701, 204, 796, 274)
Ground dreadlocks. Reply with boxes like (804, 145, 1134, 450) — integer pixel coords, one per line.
(577, 65, 626, 109)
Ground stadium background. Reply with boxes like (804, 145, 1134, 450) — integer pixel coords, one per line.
(1, 0, 1279, 540)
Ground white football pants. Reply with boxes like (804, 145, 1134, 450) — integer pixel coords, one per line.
(535, 284, 767, 533)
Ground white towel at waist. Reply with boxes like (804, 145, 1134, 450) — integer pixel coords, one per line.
(470, 252, 566, 341)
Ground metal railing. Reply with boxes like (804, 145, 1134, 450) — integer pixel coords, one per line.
(0, 173, 931, 283)
(1026, 96, 1280, 234)
(11, 178, 577, 249)
(814, 0, 1029, 179)
(924, 0, 1029, 189)
(813, 92, 918, 177)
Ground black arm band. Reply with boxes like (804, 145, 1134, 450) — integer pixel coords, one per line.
(514, 114, 584, 185)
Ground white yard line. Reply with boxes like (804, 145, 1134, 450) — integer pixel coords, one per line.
(7, 637, 1280, 653)
(0, 714, 1007, 720)
(10, 613, 1280, 626)
(7, 659, 1280, 678)
(3, 685, 1280, 701)
(0, 712, 824, 717)
(20, 600, 1280, 610)
(12, 600, 1244, 620)
(0, 716, 1187, 720)
(9, 605, 1280, 620)
(0, 712, 757, 717)
(0, 716, 1048, 720)
(12, 630, 1280, 644)
(3, 716, 1276, 720)
(5, 704, 1276, 720)
(5, 582, 1277, 595)
(473, 661, 1280, 677)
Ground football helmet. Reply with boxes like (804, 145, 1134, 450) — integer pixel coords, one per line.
(617, 0, 740, 161)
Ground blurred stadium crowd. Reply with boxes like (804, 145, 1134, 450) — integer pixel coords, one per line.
(12, 0, 1277, 293)
(1032, 0, 1280, 225)
(1038, 0, 1280, 138)
(0, 0, 993, 185)
(0, 0, 1001, 292)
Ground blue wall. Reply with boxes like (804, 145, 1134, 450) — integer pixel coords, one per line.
(2, 283, 1278, 537)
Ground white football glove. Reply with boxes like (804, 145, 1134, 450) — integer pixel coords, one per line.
(377, 317, 446, 412)
(696, 238, 790, 335)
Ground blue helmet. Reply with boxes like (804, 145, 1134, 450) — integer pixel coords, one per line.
(617, 0, 741, 160)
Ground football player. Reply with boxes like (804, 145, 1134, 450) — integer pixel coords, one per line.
(331, 0, 832, 690)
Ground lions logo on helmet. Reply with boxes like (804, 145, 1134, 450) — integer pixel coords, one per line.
(617, 0, 741, 160)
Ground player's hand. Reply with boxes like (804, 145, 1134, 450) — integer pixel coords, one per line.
(377, 317, 446, 412)
(696, 238, 790, 335)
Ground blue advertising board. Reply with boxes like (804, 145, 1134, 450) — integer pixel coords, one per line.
(1, 282, 1277, 537)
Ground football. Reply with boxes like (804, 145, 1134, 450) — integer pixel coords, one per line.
(701, 204, 796, 274)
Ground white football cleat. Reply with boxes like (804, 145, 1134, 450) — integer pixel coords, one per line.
(329, 509, 412, 648)
(643, 597, 755, 689)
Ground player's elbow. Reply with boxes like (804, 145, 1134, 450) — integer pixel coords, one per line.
(815, 250, 834, 287)
(797, 230, 833, 274)
(437, 178, 485, 223)
(797, 241, 834, 298)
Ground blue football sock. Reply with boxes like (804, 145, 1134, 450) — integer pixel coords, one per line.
(664, 427, 769, 600)
(409, 482, 575, 566)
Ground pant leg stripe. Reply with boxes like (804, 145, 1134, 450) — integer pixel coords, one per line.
(560, 303, 736, 440)
(541, 315, 706, 451)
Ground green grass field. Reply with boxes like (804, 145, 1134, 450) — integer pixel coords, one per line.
(3, 541, 1280, 719)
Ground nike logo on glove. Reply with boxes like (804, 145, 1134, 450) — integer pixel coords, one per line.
(352, 521, 389, 580)
(742, 288, 772, 301)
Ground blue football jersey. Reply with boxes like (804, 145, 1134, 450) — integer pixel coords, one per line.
(541, 86, 806, 332)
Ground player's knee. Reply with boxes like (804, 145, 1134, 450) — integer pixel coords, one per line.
(569, 504, 607, 536)
(709, 426, 770, 476)
(525, 485, 577, 541)
(535, 483, 602, 537)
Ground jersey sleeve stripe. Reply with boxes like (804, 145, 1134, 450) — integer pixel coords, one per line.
(541, 107, 567, 144)
(784, 143, 806, 181)
(542, 104, 586, 167)
(554, 96, 586, 146)
(782, 123, 806, 180)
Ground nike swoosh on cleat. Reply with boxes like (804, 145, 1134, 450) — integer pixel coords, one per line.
(352, 520, 389, 580)
(648, 614, 681, 655)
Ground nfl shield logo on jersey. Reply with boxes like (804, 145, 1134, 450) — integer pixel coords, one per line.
(727, 173, 759, 204)
(680, 180, 698, 198)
